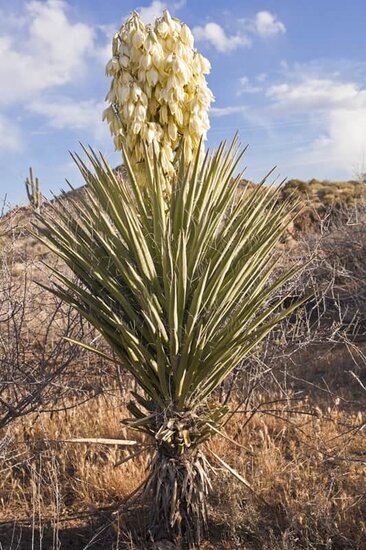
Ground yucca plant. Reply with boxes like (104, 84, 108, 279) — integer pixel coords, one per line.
(37, 138, 300, 546)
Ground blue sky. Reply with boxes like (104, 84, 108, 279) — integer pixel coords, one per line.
(1, 0, 366, 206)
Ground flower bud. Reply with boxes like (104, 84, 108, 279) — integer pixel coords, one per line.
(119, 54, 129, 68)
(106, 57, 120, 76)
(139, 53, 152, 70)
(180, 24, 194, 47)
(132, 28, 145, 48)
(159, 104, 168, 124)
(118, 85, 130, 103)
(163, 9, 173, 25)
(131, 121, 142, 134)
(112, 33, 120, 56)
(145, 30, 158, 52)
(168, 120, 177, 141)
(135, 103, 147, 121)
(151, 44, 163, 67)
(198, 54, 211, 74)
(146, 68, 159, 87)
(157, 20, 169, 37)
(131, 83, 142, 102)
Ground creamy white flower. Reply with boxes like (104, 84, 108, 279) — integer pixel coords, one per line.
(146, 67, 159, 86)
(120, 43, 130, 56)
(183, 134, 193, 163)
(197, 53, 211, 74)
(163, 9, 173, 26)
(173, 57, 189, 80)
(145, 84, 153, 99)
(180, 24, 194, 48)
(154, 84, 163, 103)
(104, 9, 214, 179)
(129, 46, 141, 64)
(130, 83, 142, 102)
(144, 124, 156, 144)
(140, 91, 148, 107)
(119, 55, 129, 68)
(159, 104, 168, 124)
(121, 72, 133, 84)
(111, 114, 121, 134)
(157, 20, 169, 38)
(105, 89, 116, 103)
(139, 53, 152, 70)
(151, 44, 164, 68)
(112, 33, 120, 56)
(145, 30, 158, 52)
(168, 120, 177, 141)
(166, 75, 178, 91)
(165, 36, 177, 52)
(174, 87, 186, 103)
(132, 29, 145, 49)
(106, 57, 120, 76)
(131, 120, 142, 134)
(126, 102, 135, 118)
(160, 87, 171, 102)
(102, 105, 114, 123)
(174, 106, 183, 126)
(189, 116, 203, 135)
(118, 85, 130, 103)
(134, 103, 147, 121)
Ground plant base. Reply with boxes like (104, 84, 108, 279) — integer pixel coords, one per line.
(143, 448, 212, 547)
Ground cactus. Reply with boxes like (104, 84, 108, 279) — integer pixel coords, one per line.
(25, 168, 42, 212)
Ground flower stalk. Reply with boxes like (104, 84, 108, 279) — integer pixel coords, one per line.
(103, 10, 214, 179)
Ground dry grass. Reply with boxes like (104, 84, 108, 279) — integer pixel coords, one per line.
(1, 367, 365, 549)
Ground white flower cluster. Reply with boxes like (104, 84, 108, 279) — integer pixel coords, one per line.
(103, 10, 214, 178)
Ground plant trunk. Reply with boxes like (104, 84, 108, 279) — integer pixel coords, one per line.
(143, 447, 212, 547)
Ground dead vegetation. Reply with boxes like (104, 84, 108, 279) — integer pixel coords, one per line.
(0, 378, 365, 549)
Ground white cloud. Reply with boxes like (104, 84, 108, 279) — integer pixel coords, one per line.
(256, 73, 267, 83)
(237, 76, 263, 95)
(317, 108, 366, 168)
(29, 98, 102, 129)
(0, 114, 22, 151)
(211, 105, 247, 117)
(172, 0, 186, 9)
(208, 66, 366, 176)
(264, 72, 366, 174)
(138, 1, 167, 24)
(28, 96, 108, 141)
(254, 11, 286, 37)
(193, 11, 285, 53)
(0, 0, 105, 105)
(193, 22, 251, 53)
(266, 79, 364, 112)
(137, 0, 185, 25)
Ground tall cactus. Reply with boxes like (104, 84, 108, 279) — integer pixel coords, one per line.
(25, 168, 42, 212)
